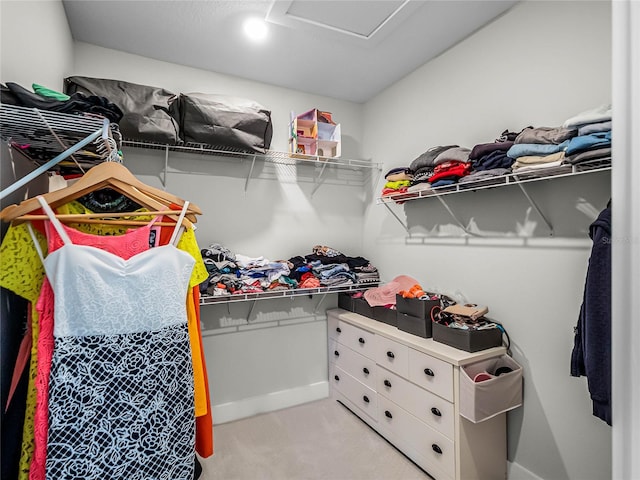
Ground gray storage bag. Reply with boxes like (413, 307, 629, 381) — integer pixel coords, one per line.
(64, 76, 181, 145)
(179, 93, 273, 153)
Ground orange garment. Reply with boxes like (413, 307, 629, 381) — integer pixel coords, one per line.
(186, 288, 207, 417)
(193, 288, 214, 457)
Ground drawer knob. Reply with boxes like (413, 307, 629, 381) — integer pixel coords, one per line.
(431, 407, 442, 417)
(363, 395, 370, 403)
(384, 410, 393, 419)
(432, 444, 443, 455)
(358, 337, 365, 344)
(334, 375, 340, 381)
(387, 351, 395, 359)
(384, 379, 392, 388)
(363, 367, 370, 375)
(424, 368, 435, 377)
(334, 350, 340, 357)
(336, 327, 341, 333)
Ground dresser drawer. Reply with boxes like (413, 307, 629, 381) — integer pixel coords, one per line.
(376, 367, 454, 440)
(329, 339, 377, 390)
(377, 395, 455, 479)
(374, 335, 409, 378)
(329, 318, 375, 357)
(408, 348, 454, 402)
(328, 314, 340, 341)
(330, 364, 377, 422)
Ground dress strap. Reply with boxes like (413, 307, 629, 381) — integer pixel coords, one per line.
(36, 196, 72, 245)
(168, 201, 190, 246)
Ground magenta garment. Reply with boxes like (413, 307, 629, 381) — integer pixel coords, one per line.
(29, 219, 156, 480)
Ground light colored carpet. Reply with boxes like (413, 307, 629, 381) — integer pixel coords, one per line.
(199, 397, 430, 480)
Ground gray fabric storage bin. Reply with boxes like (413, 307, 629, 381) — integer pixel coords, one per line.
(460, 355, 523, 423)
(396, 295, 440, 320)
(397, 312, 432, 338)
(338, 293, 355, 312)
(371, 306, 398, 327)
(353, 298, 373, 318)
(432, 321, 502, 352)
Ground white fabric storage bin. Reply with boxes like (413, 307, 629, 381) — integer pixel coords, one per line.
(460, 355, 523, 423)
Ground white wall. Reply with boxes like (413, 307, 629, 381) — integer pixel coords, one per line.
(0, 1, 617, 477)
(362, 2, 612, 480)
(70, 43, 368, 423)
(0, 0, 73, 91)
(0, 0, 73, 208)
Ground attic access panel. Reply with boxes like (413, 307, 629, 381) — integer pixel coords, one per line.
(266, 0, 422, 44)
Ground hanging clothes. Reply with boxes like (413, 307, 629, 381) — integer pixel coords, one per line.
(0, 200, 212, 477)
(571, 204, 611, 425)
(34, 196, 196, 479)
(29, 216, 159, 480)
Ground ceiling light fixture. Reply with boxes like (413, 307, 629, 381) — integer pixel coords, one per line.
(244, 17, 269, 42)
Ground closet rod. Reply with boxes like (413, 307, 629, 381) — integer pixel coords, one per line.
(0, 119, 109, 201)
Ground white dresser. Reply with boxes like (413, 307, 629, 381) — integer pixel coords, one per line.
(327, 308, 508, 480)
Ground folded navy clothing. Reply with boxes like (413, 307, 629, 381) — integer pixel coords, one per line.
(471, 150, 515, 171)
(430, 178, 457, 188)
(469, 141, 514, 160)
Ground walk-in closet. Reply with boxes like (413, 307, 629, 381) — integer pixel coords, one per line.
(2, 1, 638, 479)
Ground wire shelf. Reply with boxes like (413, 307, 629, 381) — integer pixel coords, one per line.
(0, 104, 111, 168)
(200, 283, 376, 305)
(122, 139, 381, 171)
(376, 157, 612, 204)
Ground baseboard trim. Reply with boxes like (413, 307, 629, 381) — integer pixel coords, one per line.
(211, 381, 329, 424)
(508, 461, 544, 480)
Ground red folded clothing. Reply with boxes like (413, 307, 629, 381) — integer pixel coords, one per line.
(429, 162, 471, 183)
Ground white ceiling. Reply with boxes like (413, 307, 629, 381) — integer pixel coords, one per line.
(61, 0, 518, 104)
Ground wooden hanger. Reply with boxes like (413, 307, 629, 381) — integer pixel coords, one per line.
(0, 162, 201, 227)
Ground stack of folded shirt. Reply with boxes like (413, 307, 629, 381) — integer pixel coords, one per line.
(562, 104, 612, 165)
(407, 145, 458, 193)
(427, 146, 472, 187)
(381, 167, 413, 203)
(290, 246, 380, 288)
(467, 129, 522, 182)
(507, 125, 578, 173)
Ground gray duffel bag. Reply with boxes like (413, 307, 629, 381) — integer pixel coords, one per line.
(64, 76, 181, 145)
(179, 92, 273, 153)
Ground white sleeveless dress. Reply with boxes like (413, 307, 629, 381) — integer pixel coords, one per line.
(34, 196, 196, 480)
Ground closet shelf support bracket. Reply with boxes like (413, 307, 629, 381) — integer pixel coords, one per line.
(162, 146, 169, 188)
(313, 293, 328, 314)
(435, 196, 482, 237)
(383, 202, 410, 236)
(246, 299, 257, 322)
(515, 182, 554, 236)
(244, 156, 257, 193)
(311, 161, 328, 197)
